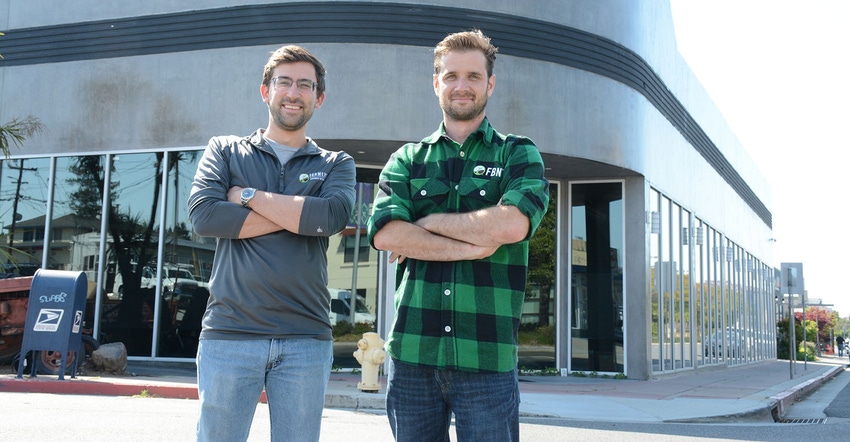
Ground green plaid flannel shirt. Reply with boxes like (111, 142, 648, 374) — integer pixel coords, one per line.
(367, 118, 549, 373)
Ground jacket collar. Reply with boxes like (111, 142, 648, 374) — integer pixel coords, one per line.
(248, 128, 321, 156)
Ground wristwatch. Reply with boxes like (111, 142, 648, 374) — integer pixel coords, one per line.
(240, 187, 257, 209)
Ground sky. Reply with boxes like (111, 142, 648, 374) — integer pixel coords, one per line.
(669, 1, 850, 318)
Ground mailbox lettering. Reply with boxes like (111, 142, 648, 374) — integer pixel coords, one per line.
(39, 291, 68, 303)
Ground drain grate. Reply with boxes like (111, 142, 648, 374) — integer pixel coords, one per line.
(777, 418, 827, 424)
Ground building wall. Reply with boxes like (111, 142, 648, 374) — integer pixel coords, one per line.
(1, 2, 771, 232)
(2, 1, 774, 376)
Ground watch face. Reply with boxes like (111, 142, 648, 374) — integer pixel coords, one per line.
(241, 188, 256, 208)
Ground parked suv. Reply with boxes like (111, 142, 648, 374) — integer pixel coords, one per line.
(159, 266, 201, 301)
(328, 289, 375, 325)
(112, 265, 200, 300)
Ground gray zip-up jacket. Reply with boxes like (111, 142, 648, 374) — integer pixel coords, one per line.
(187, 129, 356, 340)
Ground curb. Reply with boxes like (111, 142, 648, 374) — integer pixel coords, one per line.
(1, 375, 386, 409)
(768, 365, 845, 419)
(664, 405, 776, 424)
(663, 364, 848, 424)
(0, 376, 199, 399)
(325, 392, 386, 411)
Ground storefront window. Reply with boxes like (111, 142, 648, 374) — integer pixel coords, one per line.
(650, 190, 660, 371)
(694, 218, 705, 366)
(518, 184, 558, 371)
(45, 156, 105, 347)
(679, 207, 692, 369)
(330, 182, 379, 369)
(570, 182, 623, 373)
(89, 153, 164, 356)
(1, 158, 51, 272)
(156, 150, 210, 357)
(660, 196, 672, 370)
(671, 203, 682, 369)
(0, 157, 51, 364)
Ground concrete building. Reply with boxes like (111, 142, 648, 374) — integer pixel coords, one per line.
(1, 1, 775, 380)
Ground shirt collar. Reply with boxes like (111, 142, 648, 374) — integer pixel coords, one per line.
(421, 117, 495, 147)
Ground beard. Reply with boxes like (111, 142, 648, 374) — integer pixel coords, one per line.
(441, 93, 488, 122)
(269, 99, 313, 131)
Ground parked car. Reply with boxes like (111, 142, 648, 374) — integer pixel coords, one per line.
(1, 262, 40, 278)
(328, 289, 375, 325)
(704, 328, 745, 358)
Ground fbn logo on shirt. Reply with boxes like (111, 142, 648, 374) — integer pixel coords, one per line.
(473, 165, 503, 177)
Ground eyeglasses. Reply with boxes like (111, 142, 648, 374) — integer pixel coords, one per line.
(271, 77, 316, 93)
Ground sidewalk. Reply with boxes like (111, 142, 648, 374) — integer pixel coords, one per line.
(2, 355, 847, 423)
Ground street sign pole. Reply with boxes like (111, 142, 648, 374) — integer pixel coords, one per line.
(781, 263, 804, 380)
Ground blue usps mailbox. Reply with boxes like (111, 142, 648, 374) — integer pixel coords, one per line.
(16, 269, 88, 380)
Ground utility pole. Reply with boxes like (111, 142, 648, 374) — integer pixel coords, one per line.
(6, 160, 38, 251)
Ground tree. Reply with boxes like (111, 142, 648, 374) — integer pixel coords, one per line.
(833, 315, 850, 342)
(796, 306, 837, 344)
(777, 316, 818, 361)
(0, 116, 45, 159)
(526, 189, 557, 325)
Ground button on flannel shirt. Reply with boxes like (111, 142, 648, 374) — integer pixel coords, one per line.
(367, 118, 549, 373)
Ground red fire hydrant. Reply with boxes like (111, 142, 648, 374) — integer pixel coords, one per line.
(352, 332, 386, 392)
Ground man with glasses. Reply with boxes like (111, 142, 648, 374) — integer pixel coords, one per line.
(367, 30, 549, 441)
(188, 45, 356, 442)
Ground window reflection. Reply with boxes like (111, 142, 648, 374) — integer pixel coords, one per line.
(679, 207, 692, 369)
(518, 184, 558, 371)
(83, 153, 162, 356)
(672, 203, 682, 369)
(694, 218, 705, 367)
(650, 190, 660, 371)
(570, 182, 623, 373)
(660, 196, 671, 371)
(648, 189, 775, 374)
(3, 150, 783, 375)
(330, 182, 379, 368)
(1, 158, 51, 365)
(46, 156, 105, 342)
(157, 150, 210, 357)
(1, 158, 51, 272)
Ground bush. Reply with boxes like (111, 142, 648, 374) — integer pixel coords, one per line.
(352, 321, 375, 335)
(517, 323, 555, 346)
(332, 320, 353, 337)
(332, 320, 376, 339)
(776, 319, 819, 361)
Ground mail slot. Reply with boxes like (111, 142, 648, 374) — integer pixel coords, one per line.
(16, 269, 87, 380)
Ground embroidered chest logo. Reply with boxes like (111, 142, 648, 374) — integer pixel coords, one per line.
(472, 165, 503, 178)
(299, 172, 327, 183)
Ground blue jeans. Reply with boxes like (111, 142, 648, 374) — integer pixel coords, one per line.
(386, 359, 520, 442)
(196, 338, 333, 442)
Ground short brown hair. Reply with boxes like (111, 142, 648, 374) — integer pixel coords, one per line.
(262, 45, 326, 96)
(433, 29, 498, 77)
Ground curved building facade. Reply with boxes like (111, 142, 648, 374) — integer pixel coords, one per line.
(1, 1, 775, 380)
